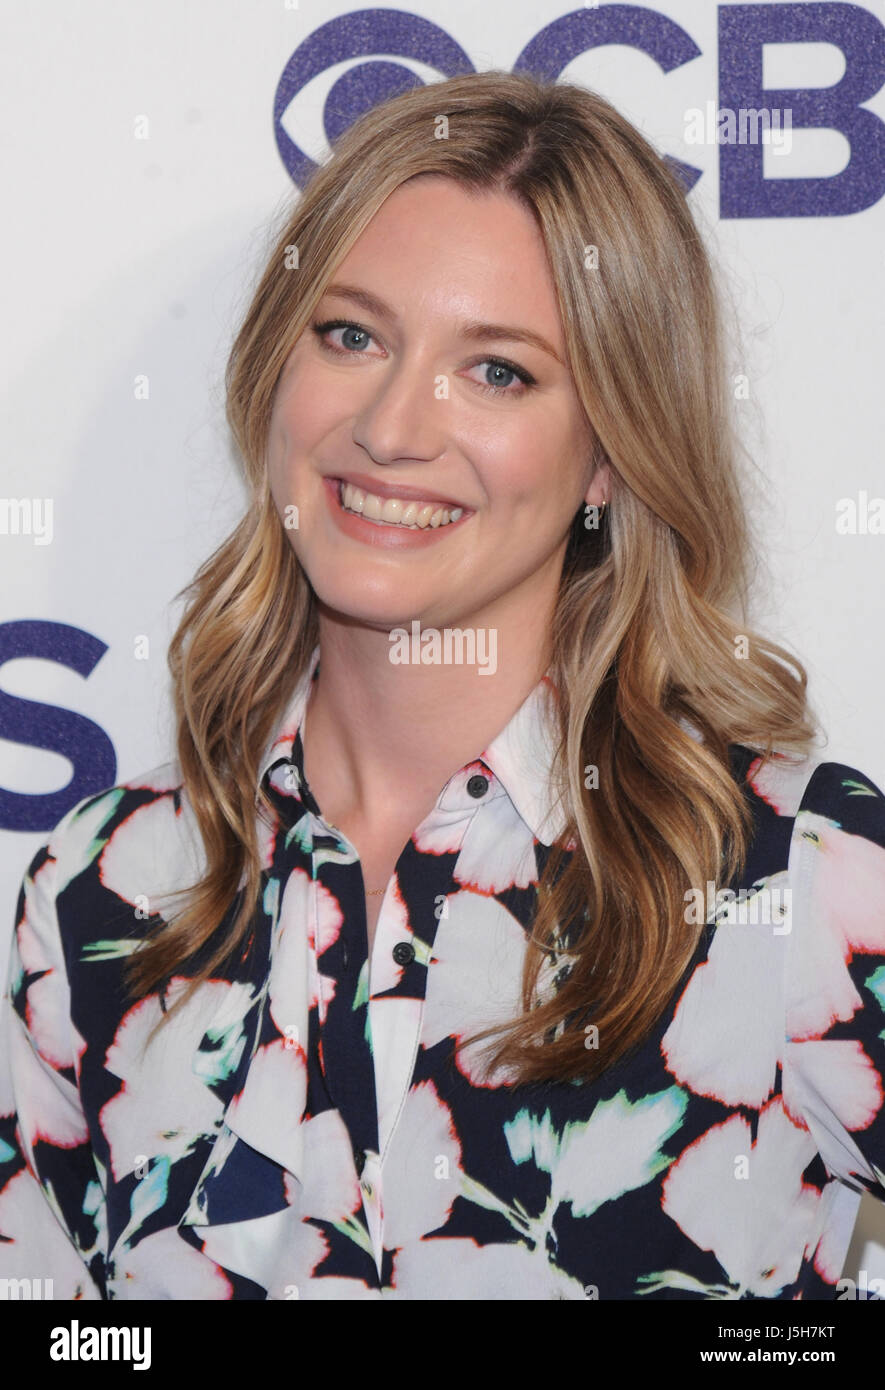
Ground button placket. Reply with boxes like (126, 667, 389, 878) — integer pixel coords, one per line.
(392, 940, 415, 966)
(357, 1150, 383, 1276)
(307, 819, 381, 1199)
(361, 773, 492, 1268)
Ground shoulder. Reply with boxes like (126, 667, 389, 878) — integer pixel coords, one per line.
(736, 744, 885, 849)
(45, 760, 192, 887)
(781, 751, 885, 970)
(772, 751, 885, 1197)
(718, 745, 885, 957)
(738, 743, 885, 921)
(776, 753, 885, 893)
(765, 749, 885, 967)
(16, 760, 204, 967)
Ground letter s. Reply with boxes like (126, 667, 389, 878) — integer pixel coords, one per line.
(0, 620, 116, 831)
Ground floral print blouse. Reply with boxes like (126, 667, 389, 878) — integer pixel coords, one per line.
(2, 642, 885, 1300)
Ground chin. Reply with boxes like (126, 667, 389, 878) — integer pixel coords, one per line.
(311, 584, 428, 631)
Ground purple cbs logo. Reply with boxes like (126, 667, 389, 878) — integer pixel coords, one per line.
(1, 3, 884, 832)
(273, 3, 885, 216)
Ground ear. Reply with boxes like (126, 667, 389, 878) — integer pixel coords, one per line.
(583, 460, 611, 508)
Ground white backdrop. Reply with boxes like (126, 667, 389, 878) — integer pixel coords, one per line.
(2, 0, 884, 1281)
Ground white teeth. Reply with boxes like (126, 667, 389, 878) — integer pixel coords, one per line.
(380, 497, 404, 523)
(339, 481, 465, 529)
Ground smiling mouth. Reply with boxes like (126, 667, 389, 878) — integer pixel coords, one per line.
(336, 479, 465, 529)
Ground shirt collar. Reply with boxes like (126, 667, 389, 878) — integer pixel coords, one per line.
(256, 644, 568, 846)
(257, 642, 322, 789)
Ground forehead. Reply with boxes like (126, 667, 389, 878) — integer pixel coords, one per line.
(327, 177, 564, 343)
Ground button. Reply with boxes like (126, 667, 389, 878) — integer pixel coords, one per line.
(360, 1180, 374, 1198)
(392, 941, 415, 966)
(466, 774, 489, 798)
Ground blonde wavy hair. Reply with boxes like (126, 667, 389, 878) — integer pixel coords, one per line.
(127, 69, 819, 1083)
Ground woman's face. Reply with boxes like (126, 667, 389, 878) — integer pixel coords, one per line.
(267, 174, 606, 634)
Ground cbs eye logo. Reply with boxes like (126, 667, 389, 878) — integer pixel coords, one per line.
(273, 3, 885, 219)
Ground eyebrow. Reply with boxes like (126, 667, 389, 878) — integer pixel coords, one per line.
(321, 282, 563, 365)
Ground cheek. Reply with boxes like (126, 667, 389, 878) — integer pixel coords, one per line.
(273, 345, 349, 441)
(474, 434, 570, 515)
(271, 389, 313, 456)
(268, 379, 334, 485)
(265, 414, 294, 509)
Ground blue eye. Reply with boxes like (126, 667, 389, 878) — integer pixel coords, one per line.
(470, 359, 535, 396)
(312, 319, 376, 353)
(310, 319, 536, 397)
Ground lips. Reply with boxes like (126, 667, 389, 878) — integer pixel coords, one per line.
(338, 480, 464, 529)
(322, 474, 470, 547)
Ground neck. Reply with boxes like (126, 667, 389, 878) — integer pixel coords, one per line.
(301, 582, 556, 829)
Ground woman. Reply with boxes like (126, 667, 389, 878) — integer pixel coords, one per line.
(2, 70, 884, 1301)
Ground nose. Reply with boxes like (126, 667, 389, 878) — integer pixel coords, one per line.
(351, 355, 446, 467)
